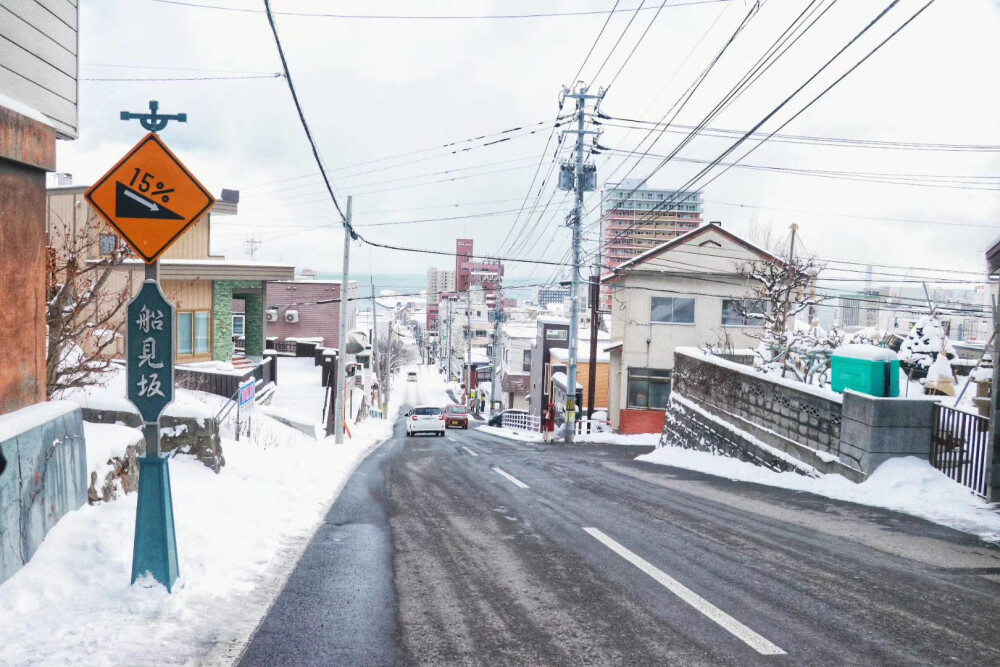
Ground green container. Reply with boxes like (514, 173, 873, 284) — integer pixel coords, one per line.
(831, 346, 900, 397)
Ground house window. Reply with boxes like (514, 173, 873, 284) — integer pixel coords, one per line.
(178, 311, 211, 355)
(195, 312, 211, 353)
(522, 349, 531, 373)
(627, 368, 671, 409)
(476, 329, 488, 338)
(546, 329, 568, 340)
(650, 297, 695, 324)
(721, 299, 770, 326)
(232, 314, 245, 336)
(178, 312, 193, 355)
(99, 234, 117, 255)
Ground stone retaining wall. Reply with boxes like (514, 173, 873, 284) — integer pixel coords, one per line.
(667, 349, 937, 480)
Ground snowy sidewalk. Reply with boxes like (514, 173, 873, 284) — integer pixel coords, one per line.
(0, 361, 403, 666)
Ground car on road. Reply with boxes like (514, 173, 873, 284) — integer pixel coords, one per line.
(406, 406, 445, 437)
(407, 371, 418, 382)
(487, 409, 527, 427)
(443, 404, 469, 429)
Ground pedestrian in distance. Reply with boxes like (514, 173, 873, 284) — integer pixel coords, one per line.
(542, 402, 556, 443)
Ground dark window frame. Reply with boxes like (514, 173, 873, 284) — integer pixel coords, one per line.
(626, 367, 672, 410)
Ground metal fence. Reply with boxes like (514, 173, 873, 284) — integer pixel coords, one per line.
(501, 411, 540, 432)
(930, 404, 990, 498)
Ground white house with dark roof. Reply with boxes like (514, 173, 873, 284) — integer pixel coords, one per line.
(602, 222, 778, 434)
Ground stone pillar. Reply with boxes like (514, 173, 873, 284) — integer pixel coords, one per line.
(243, 292, 264, 361)
(212, 281, 235, 362)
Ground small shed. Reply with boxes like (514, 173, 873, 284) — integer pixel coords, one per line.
(831, 345, 899, 397)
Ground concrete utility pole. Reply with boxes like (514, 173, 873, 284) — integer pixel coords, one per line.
(489, 285, 502, 416)
(370, 278, 383, 415)
(445, 300, 453, 381)
(466, 288, 473, 405)
(334, 196, 352, 444)
(561, 82, 603, 443)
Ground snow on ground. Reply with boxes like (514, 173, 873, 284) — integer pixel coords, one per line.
(477, 424, 659, 446)
(638, 447, 1000, 543)
(0, 356, 407, 666)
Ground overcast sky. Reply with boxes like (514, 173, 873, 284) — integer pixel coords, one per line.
(58, 0, 1000, 287)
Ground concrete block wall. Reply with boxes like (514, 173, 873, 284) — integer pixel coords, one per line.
(0, 402, 87, 585)
(839, 391, 937, 475)
(673, 350, 843, 458)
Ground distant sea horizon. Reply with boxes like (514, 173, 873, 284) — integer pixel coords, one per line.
(310, 272, 539, 308)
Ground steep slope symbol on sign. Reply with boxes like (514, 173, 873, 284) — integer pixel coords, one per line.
(115, 181, 184, 220)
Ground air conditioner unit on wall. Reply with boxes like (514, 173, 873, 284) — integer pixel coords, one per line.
(284, 310, 299, 324)
(266, 309, 278, 322)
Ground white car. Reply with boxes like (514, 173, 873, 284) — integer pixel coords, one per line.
(406, 406, 445, 437)
(407, 371, 418, 382)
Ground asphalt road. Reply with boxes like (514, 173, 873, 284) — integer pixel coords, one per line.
(239, 379, 1000, 666)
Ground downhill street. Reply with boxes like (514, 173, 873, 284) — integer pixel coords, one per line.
(239, 371, 1000, 666)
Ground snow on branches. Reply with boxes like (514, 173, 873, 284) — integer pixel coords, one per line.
(46, 211, 131, 395)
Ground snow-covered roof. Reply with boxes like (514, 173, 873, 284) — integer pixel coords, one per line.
(550, 372, 583, 391)
(606, 224, 779, 278)
(503, 323, 537, 339)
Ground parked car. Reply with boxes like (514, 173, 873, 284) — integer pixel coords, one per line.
(407, 371, 418, 382)
(488, 409, 527, 427)
(443, 404, 469, 429)
(406, 406, 445, 437)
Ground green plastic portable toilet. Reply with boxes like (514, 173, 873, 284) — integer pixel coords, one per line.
(831, 345, 900, 397)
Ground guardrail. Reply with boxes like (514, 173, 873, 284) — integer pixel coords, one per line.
(501, 411, 540, 432)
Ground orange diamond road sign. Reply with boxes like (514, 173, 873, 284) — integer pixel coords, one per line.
(85, 133, 214, 263)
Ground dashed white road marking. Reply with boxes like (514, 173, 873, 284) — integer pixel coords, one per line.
(492, 467, 529, 489)
(583, 527, 786, 656)
(462, 446, 479, 457)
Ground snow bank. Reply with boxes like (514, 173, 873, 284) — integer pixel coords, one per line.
(0, 365, 408, 665)
(477, 425, 659, 447)
(638, 448, 1000, 542)
(832, 344, 897, 362)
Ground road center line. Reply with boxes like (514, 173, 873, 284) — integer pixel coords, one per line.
(492, 467, 529, 489)
(583, 527, 786, 656)
(462, 446, 478, 457)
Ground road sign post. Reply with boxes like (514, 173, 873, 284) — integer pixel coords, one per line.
(127, 280, 179, 592)
(85, 103, 209, 593)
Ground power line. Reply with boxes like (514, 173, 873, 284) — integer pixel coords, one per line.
(82, 73, 283, 81)
(592, 0, 928, 263)
(151, 0, 731, 20)
(263, 0, 348, 228)
(597, 114, 1000, 152)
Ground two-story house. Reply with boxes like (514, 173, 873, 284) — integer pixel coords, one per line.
(603, 222, 777, 434)
(497, 321, 535, 410)
(46, 184, 294, 365)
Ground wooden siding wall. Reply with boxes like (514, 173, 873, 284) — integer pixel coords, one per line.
(162, 215, 212, 260)
(0, 0, 79, 138)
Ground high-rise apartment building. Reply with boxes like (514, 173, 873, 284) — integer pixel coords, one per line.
(455, 238, 474, 291)
(600, 179, 703, 308)
(426, 267, 456, 305)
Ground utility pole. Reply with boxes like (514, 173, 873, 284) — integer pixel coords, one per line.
(786, 222, 798, 332)
(384, 318, 393, 414)
(370, 278, 383, 416)
(466, 288, 473, 405)
(334, 196, 352, 444)
(489, 285, 502, 417)
(445, 299, 452, 381)
(560, 82, 603, 443)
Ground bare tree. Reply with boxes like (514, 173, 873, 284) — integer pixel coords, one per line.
(46, 209, 132, 395)
(735, 255, 823, 379)
(372, 326, 415, 396)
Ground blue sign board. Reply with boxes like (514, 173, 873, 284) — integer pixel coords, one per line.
(238, 378, 256, 420)
(127, 281, 175, 423)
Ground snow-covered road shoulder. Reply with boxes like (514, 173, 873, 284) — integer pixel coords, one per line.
(638, 446, 1000, 543)
(0, 414, 396, 666)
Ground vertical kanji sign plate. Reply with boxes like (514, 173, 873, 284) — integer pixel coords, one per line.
(85, 133, 214, 263)
(127, 281, 175, 422)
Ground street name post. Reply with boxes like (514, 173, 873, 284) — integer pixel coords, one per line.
(84, 101, 213, 592)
